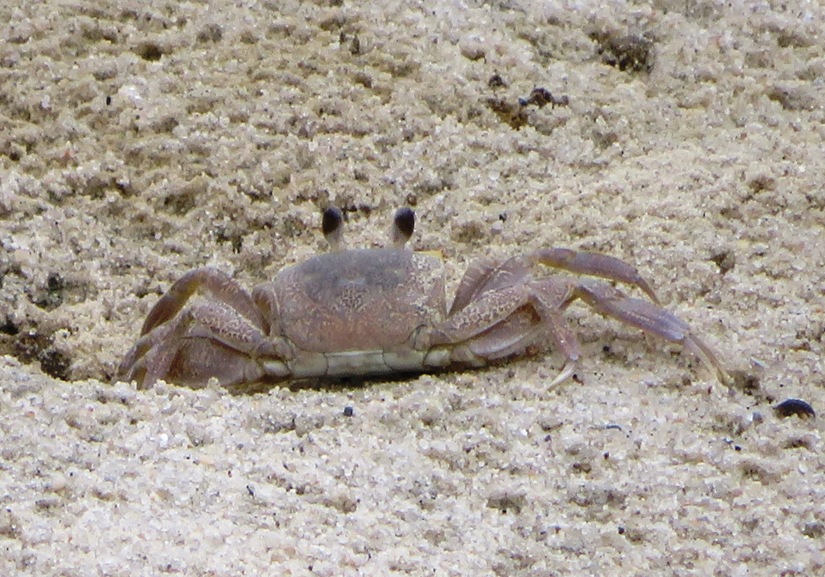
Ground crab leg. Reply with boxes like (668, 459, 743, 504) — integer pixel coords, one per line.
(449, 256, 519, 315)
(119, 267, 294, 387)
(532, 248, 659, 302)
(451, 247, 659, 317)
(568, 280, 729, 383)
(120, 299, 292, 387)
(434, 284, 533, 345)
(139, 267, 266, 335)
(432, 274, 587, 385)
(529, 284, 584, 387)
(433, 267, 727, 386)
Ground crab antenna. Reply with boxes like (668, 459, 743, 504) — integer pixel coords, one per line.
(390, 207, 415, 247)
(322, 206, 345, 251)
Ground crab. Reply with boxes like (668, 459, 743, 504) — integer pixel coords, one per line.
(118, 206, 728, 389)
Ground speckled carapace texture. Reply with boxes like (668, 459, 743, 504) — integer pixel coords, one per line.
(1, 1, 823, 575)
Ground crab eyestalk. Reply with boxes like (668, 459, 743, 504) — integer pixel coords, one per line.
(391, 207, 415, 247)
(322, 206, 345, 251)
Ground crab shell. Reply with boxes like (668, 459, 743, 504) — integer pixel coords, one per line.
(260, 247, 452, 377)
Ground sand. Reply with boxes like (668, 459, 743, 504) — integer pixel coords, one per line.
(1, 0, 823, 575)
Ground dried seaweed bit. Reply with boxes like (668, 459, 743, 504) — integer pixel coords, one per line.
(196, 24, 223, 43)
(774, 398, 816, 419)
(593, 32, 654, 73)
(710, 249, 736, 274)
(12, 329, 72, 381)
(485, 97, 528, 129)
(214, 227, 244, 254)
(488, 87, 568, 129)
(32, 272, 66, 311)
(348, 34, 361, 56)
(488, 73, 507, 89)
(518, 87, 569, 108)
(48, 271, 64, 292)
(486, 489, 526, 514)
(135, 41, 164, 61)
(1, 314, 19, 335)
(802, 522, 825, 538)
(729, 370, 761, 396)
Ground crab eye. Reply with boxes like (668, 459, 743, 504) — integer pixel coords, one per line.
(322, 206, 344, 236)
(322, 206, 345, 250)
(391, 207, 415, 247)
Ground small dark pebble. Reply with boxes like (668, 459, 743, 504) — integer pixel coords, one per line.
(518, 87, 569, 108)
(343, 406, 354, 417)
(488, 73, 506, 88)
(774, 398, 815, 419)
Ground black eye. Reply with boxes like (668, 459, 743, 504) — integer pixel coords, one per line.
(322, 206, 344, 237)
(394, 207, 415, 239)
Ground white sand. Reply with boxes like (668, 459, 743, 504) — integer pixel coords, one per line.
(1, 0, 823, 574)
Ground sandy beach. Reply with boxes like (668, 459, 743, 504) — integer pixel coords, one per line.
(1, 1, 823, 574)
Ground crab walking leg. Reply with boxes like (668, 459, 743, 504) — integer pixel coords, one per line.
(532, 248, 659, 303)
(529, 283, 584, 387)
(445, 251, 653, 383)
(139, 267, 266, 336)
(430, 268, 727, 385)
(431, 284, 532, 347)
(453, 278, 585, 386)
(451, 247, 659, 318)
(449, 256, 522, 315)
(123, 300, 292, 387)
(569, 280, 730, 383)
(118, 322, 175, 385)
(430, 280, 586, 385)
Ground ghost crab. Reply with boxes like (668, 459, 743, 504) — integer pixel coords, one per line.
(119, 207, 728, 389)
